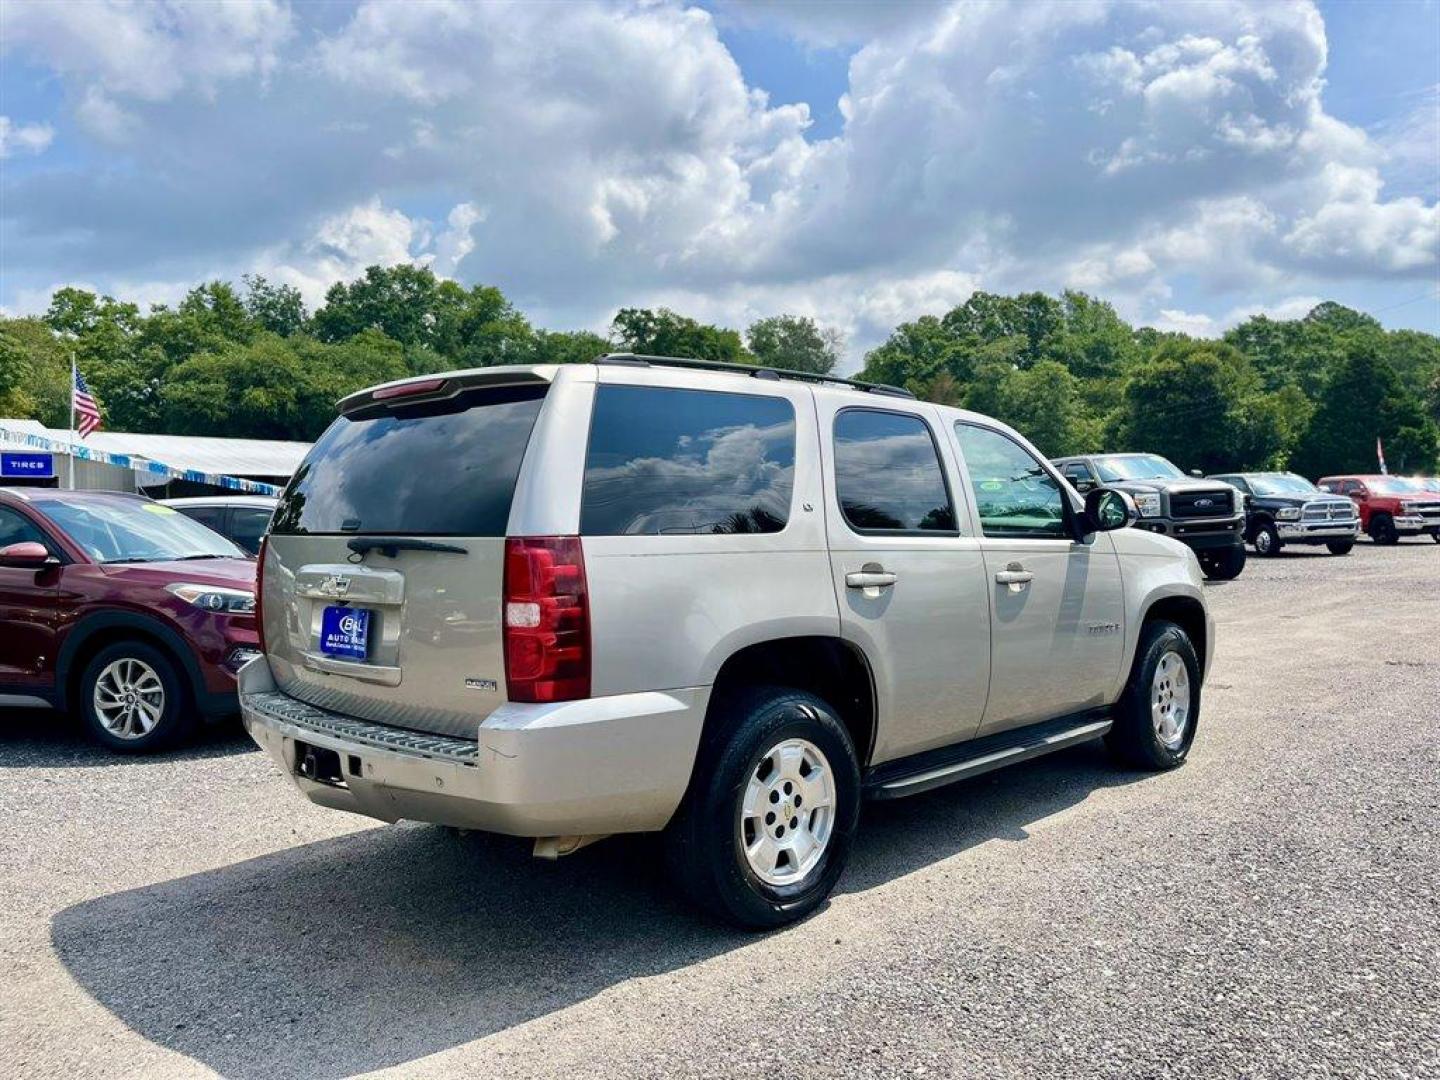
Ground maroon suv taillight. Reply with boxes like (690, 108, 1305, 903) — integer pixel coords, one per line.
(503, 536, 590, 703)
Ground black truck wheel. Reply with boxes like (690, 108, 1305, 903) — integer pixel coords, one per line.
(1326, 540, 1355, 555)
(1252, 522, 1281, 556)
(1369, 514, 1399, 545)
(1201, 545, 1246, 580)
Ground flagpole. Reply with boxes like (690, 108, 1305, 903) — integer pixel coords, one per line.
(68, 351, 77, 490)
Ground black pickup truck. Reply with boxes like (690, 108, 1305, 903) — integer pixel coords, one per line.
(1052, 453, 1247, 580)
(1207, 471, 1360, 556)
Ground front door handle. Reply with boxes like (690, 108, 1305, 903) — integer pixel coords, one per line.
(994, 562, 1034, 589)
(846, 568, 898, 590)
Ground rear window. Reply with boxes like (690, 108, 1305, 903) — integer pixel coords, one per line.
(271, 384, 547, 536)
(581, 385, 795, 535)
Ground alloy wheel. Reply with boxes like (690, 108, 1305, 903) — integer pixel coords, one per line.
(1150, 650, 1191, 751)
(93, 658, 166, 740)
(740, 738, 837, 886)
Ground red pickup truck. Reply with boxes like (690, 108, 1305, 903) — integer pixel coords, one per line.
(1317, 474, 1440, 544)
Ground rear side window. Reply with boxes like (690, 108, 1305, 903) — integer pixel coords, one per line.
(175, 505, 225, 531)
(581, 385, 795, 535)
(229, 507, 274, 554)
(833, 409, 956, 533)
(271, 384, 547, 536)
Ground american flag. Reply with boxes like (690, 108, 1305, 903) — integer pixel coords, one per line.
(73, 366, 103, 438)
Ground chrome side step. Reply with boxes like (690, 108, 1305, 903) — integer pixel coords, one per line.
(865, 715, 1112, 801)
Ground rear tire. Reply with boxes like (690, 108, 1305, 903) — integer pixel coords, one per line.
(1201, 545, 1246, 580)
(1252, 522, 1280, 556)
(1106, 620, 1200, 771)
(1369, 514, 1399, 545)
(1326, 540, 1355, 555)
(79, 641, 194, 753)
(663, 687, 860, 930)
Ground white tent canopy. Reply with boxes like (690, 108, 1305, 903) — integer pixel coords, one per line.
(0, 420, 310, 479)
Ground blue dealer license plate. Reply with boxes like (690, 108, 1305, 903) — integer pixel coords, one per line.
(320, 606, 371, 660)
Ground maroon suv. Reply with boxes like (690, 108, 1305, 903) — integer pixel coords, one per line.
(0, 488, 259, 751)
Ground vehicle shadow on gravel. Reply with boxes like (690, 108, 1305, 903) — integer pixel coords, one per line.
(0, 707, 254, 769)
(51, 741, 1145, 1079)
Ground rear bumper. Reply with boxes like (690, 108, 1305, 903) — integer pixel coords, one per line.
(238, 659, 707, 837)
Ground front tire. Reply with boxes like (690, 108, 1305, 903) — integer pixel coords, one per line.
(1106, 620, 1200, 771)
(664, 688, 860, 930)
(1326, 540, 1355, 555)
(1369, 514, 1399, 545)
(79, 641, 194, 753)
(1201, 545, 1246, 580)
(1252, 522, 1281, 556)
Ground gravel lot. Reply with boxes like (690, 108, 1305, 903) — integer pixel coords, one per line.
(3, 541, 1437, 1079)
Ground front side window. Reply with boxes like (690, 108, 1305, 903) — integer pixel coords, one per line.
(0, 507, 49, 549)
(955, 424, 1068, 539)
(833, 410, 956, 533)
(581, 385, 795, 535)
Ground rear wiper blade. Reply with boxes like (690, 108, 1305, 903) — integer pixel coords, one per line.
(346, 537, 469, 558)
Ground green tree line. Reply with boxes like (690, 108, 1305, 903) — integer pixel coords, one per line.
(1, 266, 1435, 474)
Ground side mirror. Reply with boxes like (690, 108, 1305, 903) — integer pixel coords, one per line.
(0, 541, 55, 568)
(1073, 477, 1095, 493)
(1080, 488, 1135, 536)
(1188, 469, 1203, 478)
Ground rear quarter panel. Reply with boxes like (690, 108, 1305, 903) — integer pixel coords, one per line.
(542, 367, 840, 697)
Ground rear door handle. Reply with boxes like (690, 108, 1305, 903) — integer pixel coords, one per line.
(846, 568, 897, 589)
(994, 562, 1034, 588)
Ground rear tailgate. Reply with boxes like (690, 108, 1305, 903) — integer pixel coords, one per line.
(261, 372, 552, 738)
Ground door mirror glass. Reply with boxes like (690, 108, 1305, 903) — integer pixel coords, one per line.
(1084, 488, 1134, 533)
(0, 541, 53, 567)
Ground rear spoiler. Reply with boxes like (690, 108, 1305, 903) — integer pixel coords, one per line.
(337, 366, 557, 417)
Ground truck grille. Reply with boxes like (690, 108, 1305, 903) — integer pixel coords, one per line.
(1303, 500, 1357, 522)
(1170, 489, 1233, 518)
(1410, 501, 1440, 522)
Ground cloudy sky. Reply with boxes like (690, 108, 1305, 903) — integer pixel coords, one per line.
(2, 0, 1437, 368)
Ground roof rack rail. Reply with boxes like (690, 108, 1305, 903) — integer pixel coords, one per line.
(594, 353, 916, 399)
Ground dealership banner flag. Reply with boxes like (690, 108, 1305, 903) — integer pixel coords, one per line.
(1377, 437, 1387, 475)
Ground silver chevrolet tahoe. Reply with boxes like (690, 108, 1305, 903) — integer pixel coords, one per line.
(241, 355, 1214, 928)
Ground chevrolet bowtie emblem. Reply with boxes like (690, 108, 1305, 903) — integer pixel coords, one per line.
(318, 575, 351, 598)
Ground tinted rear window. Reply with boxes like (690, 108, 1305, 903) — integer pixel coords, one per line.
(581, 385, 795, 535)
(271, 384, 547, 536)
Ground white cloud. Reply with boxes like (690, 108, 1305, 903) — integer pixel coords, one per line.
(258, 198, 486, 308)
(0, 116, 53, 157)
(1, 0, 1436, 363)
(0, 0, 293, 101)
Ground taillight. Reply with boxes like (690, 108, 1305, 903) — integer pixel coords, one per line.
(503, 536, 590, 703)
(255, 535, 268, 655)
